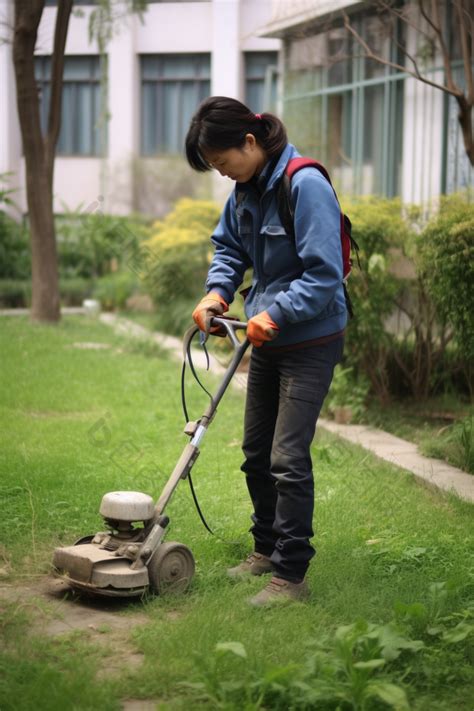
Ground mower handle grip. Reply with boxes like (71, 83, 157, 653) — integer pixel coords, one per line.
(210, 316, 247, 349)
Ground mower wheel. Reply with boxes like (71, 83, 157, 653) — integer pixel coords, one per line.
(148, 541, 195, 595)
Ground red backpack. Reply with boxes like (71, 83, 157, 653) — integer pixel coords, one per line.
(276, 157, 360, 317)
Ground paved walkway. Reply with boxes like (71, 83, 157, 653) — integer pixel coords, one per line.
(2, 309, 473, 504)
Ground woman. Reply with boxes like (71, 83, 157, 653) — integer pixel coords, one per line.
(185, 96, 346, 606)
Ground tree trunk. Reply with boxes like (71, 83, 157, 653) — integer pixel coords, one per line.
(12, 0, 72, 323)
(456, 95, 474, 167)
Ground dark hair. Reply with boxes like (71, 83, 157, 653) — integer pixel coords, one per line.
(185, 96, 288, 172)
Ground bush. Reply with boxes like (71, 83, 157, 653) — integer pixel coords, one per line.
(92, 271, 138, 311)
(59, 277, 93, 306)
(0, 277, 93, 308)
(143, 198, 221, 334)
(56, 211, 148, 279)
(341, 197, 414, 403)
(0, 279, 31, 307)
(0, 212, 30, 280)
(418, 195, 474, 391)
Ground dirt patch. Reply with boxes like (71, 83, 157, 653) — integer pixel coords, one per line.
(0, 576, 150, 637)
(0, 575, 185, 704)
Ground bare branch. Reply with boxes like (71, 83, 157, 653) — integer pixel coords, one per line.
(420, 0, 457, 92)
(341, 9, 463, 99)
(378, 0, 438, 46)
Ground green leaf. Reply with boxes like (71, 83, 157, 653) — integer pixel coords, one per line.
(442, 622, 474, 644)
(368, 253, 386, 274)
(353, 658, 386, 670)
(215, 641, 248, 659)
(368, 681, 410, 710)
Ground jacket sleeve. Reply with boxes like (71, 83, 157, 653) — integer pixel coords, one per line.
(205, 192, 252, 304)
(266, 169, 343, 326)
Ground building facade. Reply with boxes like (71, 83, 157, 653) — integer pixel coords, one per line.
(261, 0, 473, 207)
(0, 0, 279, 217)
(1, 0, 472, 219)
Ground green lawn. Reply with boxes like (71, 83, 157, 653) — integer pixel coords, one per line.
(1, 316, 473, 711)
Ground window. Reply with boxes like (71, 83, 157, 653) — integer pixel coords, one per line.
(244, 52, 278, 113)
(283, 13, 404, 197)
(35, 56, 105, 156)
(141, 54, 210, 155)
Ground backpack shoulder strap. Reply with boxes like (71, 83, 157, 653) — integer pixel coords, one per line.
(277, 157, 335, 237)
(285, 157, 332, 185)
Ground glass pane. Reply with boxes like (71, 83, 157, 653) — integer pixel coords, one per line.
(327, 29, 352, 86)
(141, 54, 210, 155)
(245, 79, 263, 113)
(362, 84, 384, 193)
(284, 95, 323, 157)
(34, 56, 50, 80)
(157, 54, 210, 80)
(142, 83, 157, 155)
(245, 52, 278, 80)
(76, 84, 93, 154)
(39, 83, 50, 136)
(58, 84, 75, 154)
(327, 92, 353, 193)
(63, 57, 94, 81)
(245, 52, 278, 112)
(141, 56, 160, 80)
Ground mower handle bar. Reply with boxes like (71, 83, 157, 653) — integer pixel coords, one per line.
(210, 316, 247, 350)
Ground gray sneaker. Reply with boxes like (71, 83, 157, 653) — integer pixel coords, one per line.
(227, 552, 273, 578)
(248, 576, 310, 606)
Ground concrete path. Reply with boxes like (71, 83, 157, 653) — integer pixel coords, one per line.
(2, 309, 472, 504)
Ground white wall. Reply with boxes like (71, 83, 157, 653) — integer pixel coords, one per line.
(1, 0, 279, 217)
(0, 0, 24, 216)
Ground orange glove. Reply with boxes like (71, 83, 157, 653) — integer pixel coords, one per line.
(192, 291, 229, 334)
(247, 311, 279, 347)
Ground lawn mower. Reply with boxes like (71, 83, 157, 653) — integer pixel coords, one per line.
(52, 317, 249, 597)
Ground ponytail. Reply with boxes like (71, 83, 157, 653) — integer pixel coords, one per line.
(185, 96, 287, 172)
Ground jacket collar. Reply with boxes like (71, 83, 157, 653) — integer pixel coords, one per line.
(265, 143, 299, 193)
(235, 143, 299, 198)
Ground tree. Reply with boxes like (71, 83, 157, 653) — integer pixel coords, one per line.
(9, 0, 146, 323)
(341, 0, 474, 166)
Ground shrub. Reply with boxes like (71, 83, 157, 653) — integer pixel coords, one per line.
(92, 271, 138, 311)
(0, 279, 32, 307)
(59, 277, 93, 306)
(341, 197, 413, 403)
(417, 194, 474, 393)
(143, 198, 221, 334)
(56, 211, 148, 279)
(0, 277, 93, 308)
(0, 212, 30, 280)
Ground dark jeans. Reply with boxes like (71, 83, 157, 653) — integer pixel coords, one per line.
(241, 337, 344, 582)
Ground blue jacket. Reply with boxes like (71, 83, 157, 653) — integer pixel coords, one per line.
(207, 143, 347, 347)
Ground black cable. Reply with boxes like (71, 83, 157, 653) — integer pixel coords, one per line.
(180, 327, 214, 535)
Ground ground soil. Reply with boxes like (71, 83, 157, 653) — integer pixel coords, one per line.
(0, 575, 167, 709)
